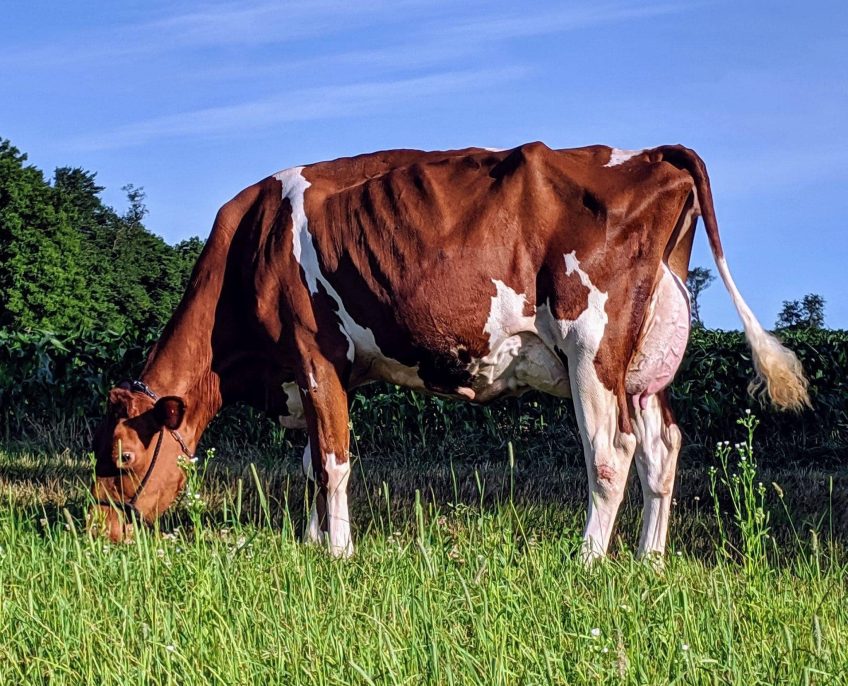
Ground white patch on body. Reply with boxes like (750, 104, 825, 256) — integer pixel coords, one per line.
(604, 148, 643, 167)
(274, 166, 423, 385)
(539, 251, 634, 562)
(556, 251, 609, 351)
(279, 382, 306, 429)
(468, 279, 570, 402)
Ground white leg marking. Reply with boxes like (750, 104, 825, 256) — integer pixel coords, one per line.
(302, 442, 321, 545)
(324, 452, 353, 558)
(570, 358, 636, 562)
(632, 395, 680, 557)
(550, 251, 635, 562)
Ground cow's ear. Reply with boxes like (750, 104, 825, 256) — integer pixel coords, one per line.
(107, 387, 133, 418)
(153, 396, 186, 430)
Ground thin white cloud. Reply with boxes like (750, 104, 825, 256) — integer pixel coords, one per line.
(0, 0, 446, 68)
(68, 67, 527, 151)
(440, 1, 694, 40)
(0, 0, 698, 70)
(141, 0, 436, 48)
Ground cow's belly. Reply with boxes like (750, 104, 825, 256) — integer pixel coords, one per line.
(349, 334, 570, 404)
(625, 263, 690, 405)
(468, 332, 571, 403)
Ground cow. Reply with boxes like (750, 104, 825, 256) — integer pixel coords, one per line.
(91, 142, 809, 560)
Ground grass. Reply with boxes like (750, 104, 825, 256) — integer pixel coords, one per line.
(1, 416, 847, 684)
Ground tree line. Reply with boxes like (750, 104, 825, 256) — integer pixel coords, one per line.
(0, 138, 203, 339)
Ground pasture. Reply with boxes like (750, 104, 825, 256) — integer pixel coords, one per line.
(1, 406, 846, 685)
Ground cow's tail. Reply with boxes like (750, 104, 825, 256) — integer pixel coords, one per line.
(657, 145, 810, 411)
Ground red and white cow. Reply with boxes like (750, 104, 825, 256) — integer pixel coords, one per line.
(92, 142, 809, 558)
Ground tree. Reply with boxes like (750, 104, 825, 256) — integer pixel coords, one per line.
(174, 236, 206, 283)
(776, 293, 826, 329)
(0, 140, 94, 332)
(686, 266, 715, 327)
(0, 137, 208, 340)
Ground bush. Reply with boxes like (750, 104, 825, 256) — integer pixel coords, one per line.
(0, 327, 845, 459)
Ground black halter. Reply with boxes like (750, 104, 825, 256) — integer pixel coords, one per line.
(96, 380, 195, 522)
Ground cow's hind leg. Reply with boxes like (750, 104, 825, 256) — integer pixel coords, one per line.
(569, 357, 637, 562)
(632, 392, 681, 558)
(298, 356, 353, 557)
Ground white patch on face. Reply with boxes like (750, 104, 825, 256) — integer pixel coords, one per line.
(308, 372, 318, 391)
(279, 382, 306, 429)
(274, 167, 421, 384)
(604, 148, 643, 167)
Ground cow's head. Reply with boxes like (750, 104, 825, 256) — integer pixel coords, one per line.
(90, 381, 191, 541)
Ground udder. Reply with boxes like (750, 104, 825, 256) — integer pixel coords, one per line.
(625, 264, 690, 408)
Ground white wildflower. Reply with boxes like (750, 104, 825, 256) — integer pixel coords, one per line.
(591, 628, 601, 638)
(166, 644, 175, 652)
(681, 643, 689, 651)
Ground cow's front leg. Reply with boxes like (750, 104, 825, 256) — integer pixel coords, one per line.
(298, 357, 353, 558)
(301, 441, 322, 545)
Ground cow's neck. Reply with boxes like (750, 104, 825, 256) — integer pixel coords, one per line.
(139, 246, 230, 451)
(140, 333, 222, 452)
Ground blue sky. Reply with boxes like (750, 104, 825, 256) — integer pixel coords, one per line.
(2, 1, 846, 329)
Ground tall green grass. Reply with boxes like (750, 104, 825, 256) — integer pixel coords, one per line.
(1, 417, 847, 684)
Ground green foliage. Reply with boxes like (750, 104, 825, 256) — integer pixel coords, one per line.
(1, 325, 845, 461)
(709, 412, 771, 573)
(685, 266, 715, 327)
(0, 328, 155, 437)
(776, 293, 826, 330)
(0, 137, 203, 338)
(671, 327, 847, 450)
(0, 141, 94, 331)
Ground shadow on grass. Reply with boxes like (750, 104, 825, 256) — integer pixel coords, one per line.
(4, 427, 846, 569)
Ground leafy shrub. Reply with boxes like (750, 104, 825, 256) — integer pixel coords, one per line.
(0, 327, 845, 459)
